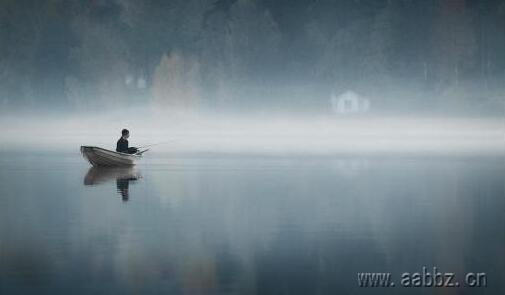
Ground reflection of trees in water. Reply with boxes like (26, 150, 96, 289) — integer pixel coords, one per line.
(72, 159, 505, 294)
(83, 167, 141, 201)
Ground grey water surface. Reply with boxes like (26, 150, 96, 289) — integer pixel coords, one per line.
(0, 151, 504, 295)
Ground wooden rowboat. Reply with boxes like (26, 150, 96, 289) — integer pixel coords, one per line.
(80, 146, 142, 167)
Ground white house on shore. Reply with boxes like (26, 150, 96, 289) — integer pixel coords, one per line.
(330, 90, 370, 115)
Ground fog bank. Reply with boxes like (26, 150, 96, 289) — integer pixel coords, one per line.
(1, 110, 503, 156)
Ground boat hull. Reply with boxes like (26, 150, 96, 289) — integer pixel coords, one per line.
(80, 146, 141, 167)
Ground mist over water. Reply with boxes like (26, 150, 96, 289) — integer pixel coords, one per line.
(1, 109, 504, 156)
(1, 0, 504, 157)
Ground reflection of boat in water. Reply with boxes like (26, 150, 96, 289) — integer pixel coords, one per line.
(80, 146, 143, 167)
(84, 167, 141, 201)
(84, 167, 141, 185)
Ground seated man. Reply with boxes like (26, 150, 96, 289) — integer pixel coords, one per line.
(116, 129, 138, 154)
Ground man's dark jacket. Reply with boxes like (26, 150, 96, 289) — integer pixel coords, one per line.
(116, 137, 129, 153)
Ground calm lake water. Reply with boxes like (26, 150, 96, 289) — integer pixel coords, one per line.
(0, 150, 504, 294)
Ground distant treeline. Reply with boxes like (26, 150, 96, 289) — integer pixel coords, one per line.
(0, 0, 504, 114)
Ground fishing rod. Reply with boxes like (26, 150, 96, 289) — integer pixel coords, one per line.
(134, 141, 172, 155)
(136, 148, 150, 155)
(136, 140, 176, 150)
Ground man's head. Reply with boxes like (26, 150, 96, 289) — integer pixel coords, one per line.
(121, 129, 130, 139)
